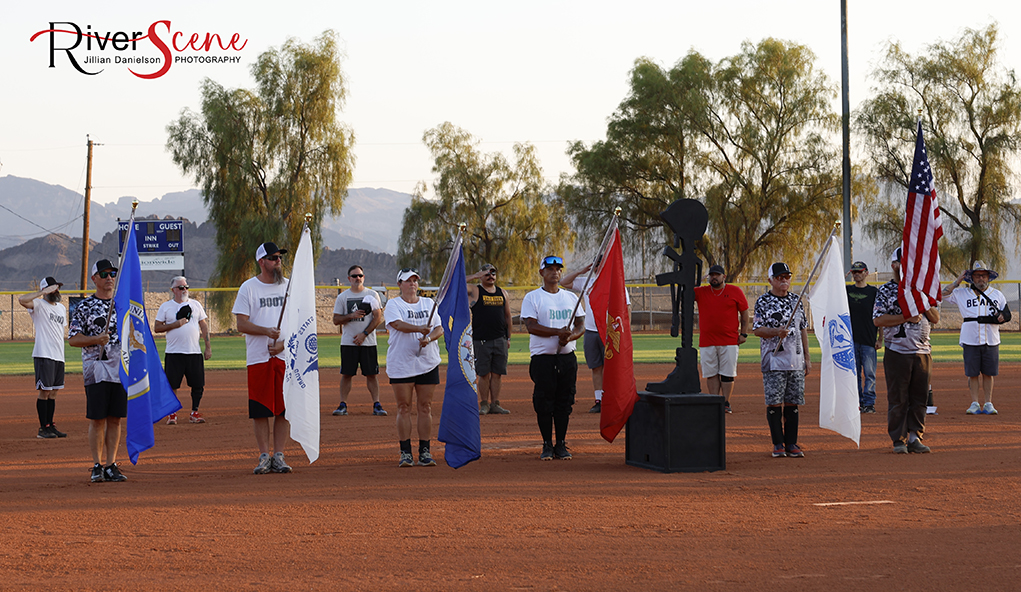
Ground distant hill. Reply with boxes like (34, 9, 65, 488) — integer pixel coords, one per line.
(0, 175, 411, 254)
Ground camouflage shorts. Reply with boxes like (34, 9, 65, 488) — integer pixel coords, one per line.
(762, 370, 805, 406)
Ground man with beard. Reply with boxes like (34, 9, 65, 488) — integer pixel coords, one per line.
(68, 260, 128, 482)
(873, 247, 940, 453)
(154, 276, 212, 425)
(233, 242, 292, 474)
(19, 277, 68, 439)
(693, 264, 750, 413)
(942, 261, 1009, 415)
(846, 261, 881, 414)
(466, 263, 512, 415)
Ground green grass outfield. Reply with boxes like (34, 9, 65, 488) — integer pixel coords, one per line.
(1, 332, 1019, 376)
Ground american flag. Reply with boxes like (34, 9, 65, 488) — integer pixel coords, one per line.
(898, 119, 943, 318)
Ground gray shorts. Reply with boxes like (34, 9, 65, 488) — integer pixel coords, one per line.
(474, 337, 508, 376)
(762, 370, 805, 406)
(34, 357, 65, 391)
(584, 330, 604, 370)
(963, 344, 999, 377)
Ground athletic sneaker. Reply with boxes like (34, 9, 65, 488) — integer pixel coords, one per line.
(417, 449, 437, 467)
(724, 401, 732, 414)
(372, 402, 388, 416)
(489, 401, 510, 415)
(270, 452, 292, 473)
(399, 451, 414, 468)
(49, 424, 67, 438)
(588, 401, 601, 414)
(893, 441, 908, 454)
(189, 411, 206, 424)
(103, 464, 127, 482)
(553, 441, 572, 460)
(332, 403, 348, 416)
(37, 426, 56, 439)
(540, 442, 554, 461)
(479, 401, 490, 415)
(772, 445, 787, 458)
(166, 412, 177, 425)
(785, 444, 805, 458)
(91, 463, 105, 483)
(861, 405, 876, 414)
(966, 402, 982, 415)
(983, 402, 998, 415)
(254, 452, 272, 474)
(907, 439, 931, 454)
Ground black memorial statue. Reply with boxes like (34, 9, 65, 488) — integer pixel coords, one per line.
(646, 199, 708, 395)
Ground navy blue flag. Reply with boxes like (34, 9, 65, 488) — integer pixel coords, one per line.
(436, 236, 481, 468)
(116, 218, 182, 464)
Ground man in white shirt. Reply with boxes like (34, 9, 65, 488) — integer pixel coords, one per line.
(154, 276, 212, 425)
(18, 277, 68, 439)
(942, 261, 1010, 415)
(232, 242, 292, 475)
(331, 265, 386, 417)
(521, 255, 585, 461)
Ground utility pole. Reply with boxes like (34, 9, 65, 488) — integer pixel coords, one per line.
(840, 0, 853, 266)
(81, 136, 94, 291)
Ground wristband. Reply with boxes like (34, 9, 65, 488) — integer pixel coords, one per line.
(740, 333, 748, 338)
(362, 330, 370, 336)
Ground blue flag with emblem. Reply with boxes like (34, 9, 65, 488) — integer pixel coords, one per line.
(116, 219, 182, 464)
(436, 234, 481, 468)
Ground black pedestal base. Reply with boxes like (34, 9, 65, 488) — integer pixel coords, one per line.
(625, 391, 726, 473)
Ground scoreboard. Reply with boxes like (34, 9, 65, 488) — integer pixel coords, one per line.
(118, 219, 184, 254)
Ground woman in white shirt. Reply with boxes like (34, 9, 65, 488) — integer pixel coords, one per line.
(384, 268, 443, 468)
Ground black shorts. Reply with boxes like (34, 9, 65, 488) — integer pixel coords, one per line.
(340, 345, 380, 376)
(164, 353, 205, 390)
(85, 382, 128, 420)
(389, 365, 440, 385)
(473, 337, 508, 376)
(34, 357, 65, 390)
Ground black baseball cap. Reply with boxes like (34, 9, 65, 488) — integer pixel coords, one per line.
(708, 264, 725, 275)
(40, 277, 63, 290)
(255, 242, 287, 261)
(768, 262, 792, 278)
(91, 259, 118, 276)
(850, 261, 868, 272)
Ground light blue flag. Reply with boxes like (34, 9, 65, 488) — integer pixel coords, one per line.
(436, 236, 481, 468)
(116, 219, 182, 464)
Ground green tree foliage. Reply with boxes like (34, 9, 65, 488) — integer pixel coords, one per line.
(166, 31, 354, 316)
(398, 122, 573, 285)
(856, 23, 1021, 275)
(562, 39, 842, 280)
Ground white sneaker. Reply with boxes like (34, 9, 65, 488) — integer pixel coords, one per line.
(270, 452, 292, 473)
(254, 453, 272, 474)
(966, 402, 982, 415)
(983, 402, 998, 415)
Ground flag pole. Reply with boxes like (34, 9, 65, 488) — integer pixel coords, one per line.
(426, 222, 466, 332)
(566, 207, 621, 328)
(275, 213, 313, 332)
(771, 221, 842, 355)
(101, 199, 139, 361)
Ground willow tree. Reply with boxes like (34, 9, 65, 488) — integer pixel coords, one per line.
(856, 23, 1021, 275)
(397, 122, 573, 285)
(562, 39, 843, 280)
(166, 31, 354, 316)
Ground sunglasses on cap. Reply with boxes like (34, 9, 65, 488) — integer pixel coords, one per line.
(98, 270, 117, 279)
(542, 256, 564, 266)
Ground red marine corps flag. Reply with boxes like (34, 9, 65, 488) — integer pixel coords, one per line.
(588, 227, 638, 443)
(899, 119, 944, 317)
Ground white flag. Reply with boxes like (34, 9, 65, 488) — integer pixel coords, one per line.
(808, 236, 861, 446)
(282, 226, 321, 463)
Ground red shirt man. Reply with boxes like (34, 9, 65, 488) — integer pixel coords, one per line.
(693, 264, 751, 412)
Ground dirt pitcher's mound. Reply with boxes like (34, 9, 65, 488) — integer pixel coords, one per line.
(1, 362, 1019, 591)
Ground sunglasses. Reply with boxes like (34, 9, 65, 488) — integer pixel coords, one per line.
(98, 271, 117, 279)
(542, 256, 563, 267)
(349, 274, 364, 278)
(485, 270, 497, 276)
(174, 285, 190, 290)
(265, 255, 283, 262)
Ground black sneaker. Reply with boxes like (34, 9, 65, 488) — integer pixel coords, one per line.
(49, 424, 68, 438)
(332, 403, 348, 416)
(907, 439, 931, 454)
(553, 442, 572, 460)
(861, 405, 876, 414)
(539, 442, 554, 461)
(90, 463, 105, 483)
(372, 402, 388, 416)
(103, 463, 127, 482)
(724, 401, 732, 414)
(37, 427, 57, 439)
(588, 401, 601, 414)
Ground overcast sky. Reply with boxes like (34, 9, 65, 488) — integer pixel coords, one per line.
(2, 0, 1015, 208)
